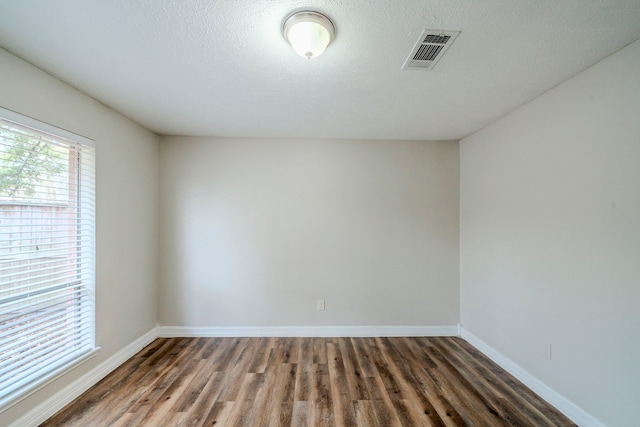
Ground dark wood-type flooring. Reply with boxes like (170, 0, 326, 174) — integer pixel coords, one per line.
(41, 337, 575, 426)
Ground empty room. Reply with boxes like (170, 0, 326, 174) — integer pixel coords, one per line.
(0, 1, 638, 426)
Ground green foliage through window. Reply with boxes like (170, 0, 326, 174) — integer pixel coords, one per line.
(0, 126, 69, 204)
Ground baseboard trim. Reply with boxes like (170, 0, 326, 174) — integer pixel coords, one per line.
(158, 324, 460, 338)
(10, 328, 158, 427)
(460, 327, 604, 427)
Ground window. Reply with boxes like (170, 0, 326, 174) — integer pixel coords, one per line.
(0, 107, 95, 408)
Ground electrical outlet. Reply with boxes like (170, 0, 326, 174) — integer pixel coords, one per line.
(317, 299, 325, 311)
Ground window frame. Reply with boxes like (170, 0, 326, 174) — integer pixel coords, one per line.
(0, 106, 98, 411)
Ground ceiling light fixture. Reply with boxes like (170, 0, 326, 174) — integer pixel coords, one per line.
(283, 10, 335, 59)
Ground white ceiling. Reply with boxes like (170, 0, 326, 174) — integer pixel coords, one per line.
(0, 0, 639, 141)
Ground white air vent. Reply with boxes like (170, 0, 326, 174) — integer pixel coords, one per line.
(403, 30, 460, 70)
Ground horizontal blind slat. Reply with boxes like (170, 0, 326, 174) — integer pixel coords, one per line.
(0, 277, 92, 300)
(0, 262, 93, 293)
(0, 287, 93, 319)
(0, 334, 93, 388)
(0, 236, 94, 249)
(0, 311, 93, 368)
(0, 252, 86, 275)
(0, 301, 92, 341)
(0, 259, 92, 282)
(0, 327, 93, 376)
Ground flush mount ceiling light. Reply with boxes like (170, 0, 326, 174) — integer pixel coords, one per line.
(283, 10, 335, 59)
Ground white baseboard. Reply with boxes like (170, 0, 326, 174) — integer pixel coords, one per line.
(460, 327, 604, 427)
(10, 328, 158, 427)
(158, 324, 460, 338)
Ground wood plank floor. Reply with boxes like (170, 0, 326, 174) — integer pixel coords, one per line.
(41, 337, 576, 426)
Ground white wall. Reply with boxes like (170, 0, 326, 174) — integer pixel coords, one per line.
(159, 137, 459, 328)
(0, 48, 159, 425)
(460, 39, 640, 426)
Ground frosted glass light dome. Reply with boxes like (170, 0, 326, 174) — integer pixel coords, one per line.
(283, 11, 335, 59)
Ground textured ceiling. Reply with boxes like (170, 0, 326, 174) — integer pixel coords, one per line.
(0, 0, 639, 141)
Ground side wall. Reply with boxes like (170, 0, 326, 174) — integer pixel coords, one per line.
(159, 137, 459, 329)
(460, 39, 640, 426)
(0, 48, 159, 424)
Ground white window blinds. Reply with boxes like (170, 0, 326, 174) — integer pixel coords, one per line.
(0, 108, 95, 408)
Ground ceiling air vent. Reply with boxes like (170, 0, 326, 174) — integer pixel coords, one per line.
(403, 30, 460, 70)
